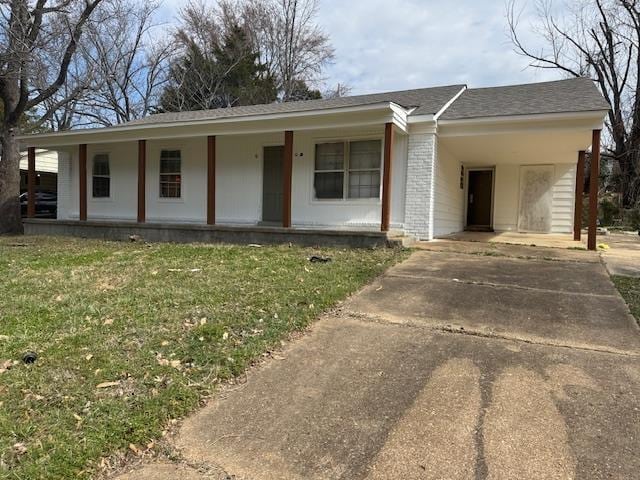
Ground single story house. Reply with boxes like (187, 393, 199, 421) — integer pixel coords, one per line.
(20, 77, 609, 248)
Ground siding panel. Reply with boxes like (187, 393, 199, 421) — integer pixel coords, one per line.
(433, 142, 464, 236)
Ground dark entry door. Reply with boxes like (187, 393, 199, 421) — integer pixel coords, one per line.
(262, 146, 284, 223)
(466, 170, 493, 230)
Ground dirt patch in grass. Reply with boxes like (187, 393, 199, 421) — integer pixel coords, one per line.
(613, 275, 640, 325)
(0, 236, 408, 479)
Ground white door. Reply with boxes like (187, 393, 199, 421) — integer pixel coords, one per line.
(518, 165, 554, 233)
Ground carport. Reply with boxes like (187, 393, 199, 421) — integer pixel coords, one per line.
(434, 80, 608, 250)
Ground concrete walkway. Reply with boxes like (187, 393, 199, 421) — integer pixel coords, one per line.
(600, 232, 640, 277)
(113, 241, 640, 480)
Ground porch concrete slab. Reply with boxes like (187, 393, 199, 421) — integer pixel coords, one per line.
(418, 239, 600, 262)
(440, 231, 585, 249)
(174, 316, 640, 480)
(23, 218, 394, 248)
(391, 250, 615, 295)
(346, 270, 640, 354)
(600, 233, 640, 277)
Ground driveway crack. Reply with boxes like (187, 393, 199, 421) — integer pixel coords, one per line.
(385, 273, 620, 299)
(340, 311, 640, 358)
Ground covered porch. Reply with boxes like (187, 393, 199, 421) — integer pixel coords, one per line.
(21, 103, 410, 245)
(436, 112, 604, 250)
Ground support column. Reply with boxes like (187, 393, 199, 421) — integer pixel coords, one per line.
(207, 136, 216, 225)
(283, 130, 293, 228)
(27, 146, 36, 218)
(137, 140, 146, 223)
(79, 144, 87, 221)
(573, 150, 585, 241)
(588, 130, 601, 250)
(381, 122, 394, 232)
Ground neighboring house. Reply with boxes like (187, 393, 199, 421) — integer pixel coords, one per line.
(19, 149, 58, 193)
(19, 77, 609, 247)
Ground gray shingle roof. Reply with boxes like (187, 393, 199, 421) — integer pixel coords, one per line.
(124, 84, 466, 126)
(439, 77, 609, 120)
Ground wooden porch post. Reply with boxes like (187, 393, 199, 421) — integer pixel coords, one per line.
(573, 150, 585, 241)
(381, 122, 394, 232)
(588, 130, 601, 250)
(283, 130, 293, 228)
(27, 146, 36, 218)
(79, 144, 87, 221)
(137, 140, 146, 223)
(207, 135, 216, 225)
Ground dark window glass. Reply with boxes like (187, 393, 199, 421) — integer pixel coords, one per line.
(314, 172, 344, 199)
(160, 150, 181, 198)
(92, 154, 110, 198)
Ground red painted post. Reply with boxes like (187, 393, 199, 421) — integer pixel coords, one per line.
(79, 144, 87, 221)
(138, 140, 146, 223)
(587, 130, 601, 250)
(283, 130, 293, 228)
(207, 136, 216, 225)
(27, 147, 36, 218)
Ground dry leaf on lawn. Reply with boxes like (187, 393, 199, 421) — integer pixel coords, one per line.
(96, 381, 120, 389)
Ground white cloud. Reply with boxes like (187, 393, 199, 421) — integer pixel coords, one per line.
(157, 0, 564, 94)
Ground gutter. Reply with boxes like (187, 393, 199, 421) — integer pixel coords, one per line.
(19, 102, 405, 145)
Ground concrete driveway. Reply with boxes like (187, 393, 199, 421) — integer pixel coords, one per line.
(600, 232, 640, 277)
(115, 241, 640, 480)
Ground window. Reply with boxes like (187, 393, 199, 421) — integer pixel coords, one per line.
(160, 150, 181, 198)
(314, 143, 344, 199)
(313, 140, 381, 200)
(92, 154, 110, 198)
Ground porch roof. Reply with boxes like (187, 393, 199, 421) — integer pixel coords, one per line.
(439, 78, 610, 121)
(124, 84, 467, 125)
(18, 78, 610, 149)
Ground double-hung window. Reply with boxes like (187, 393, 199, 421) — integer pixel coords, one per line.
(314, 139, 382, 200)
(160, 150, 181, 198)
(92, 154, 110, 198)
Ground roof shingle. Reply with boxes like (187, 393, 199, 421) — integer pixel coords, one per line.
(124, 84, 466, 126)
(439, 77, 609, 120)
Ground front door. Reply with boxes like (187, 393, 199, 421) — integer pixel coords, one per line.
(262, 146, 284, 223)
(466, 169, 493, 230)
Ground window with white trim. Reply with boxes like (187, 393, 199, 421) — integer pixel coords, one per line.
(160, 150, 181, 198)
(314, 139, 381, 200)
(92, 154, 110, 198)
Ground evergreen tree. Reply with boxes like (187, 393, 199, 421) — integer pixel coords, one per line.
(160, 23, 276, 112)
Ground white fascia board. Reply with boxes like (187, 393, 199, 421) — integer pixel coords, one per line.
(438, 109, 608, 127)
(389, 102, 410, 133)
(19, 102, 398, 147)
(407, 117, 437, 135)
(433, 85, 467, 121)
(438, 110, 609, 137)
(406, 114, 435, 123)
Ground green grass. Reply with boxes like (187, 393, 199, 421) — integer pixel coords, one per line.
(613, 275, 640, 325)
(0, 236, 407, 479)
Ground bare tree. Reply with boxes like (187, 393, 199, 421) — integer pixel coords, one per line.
(75, 0, 172, 126)
(39, 0, 172, 128)
(0, 0, 104, 234)
(323, 82, 351, 99)
(243, 0, 334, 101)
(508, 0, 640, 207)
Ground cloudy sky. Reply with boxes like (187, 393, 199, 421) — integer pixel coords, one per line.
(159, 0, 563, 95)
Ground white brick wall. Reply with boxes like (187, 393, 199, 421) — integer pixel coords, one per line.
(404, 133, 436, 240)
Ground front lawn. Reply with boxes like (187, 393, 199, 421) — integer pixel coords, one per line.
(613, 275, 640, 324)
(0, 236, 406, 479)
